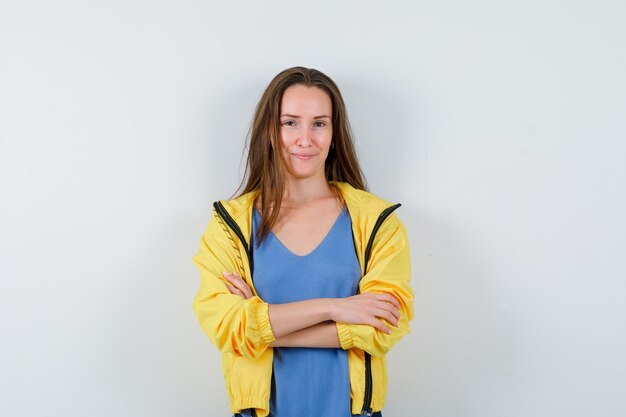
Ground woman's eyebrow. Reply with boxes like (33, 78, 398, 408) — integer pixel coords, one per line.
(280, 114, 330, 119)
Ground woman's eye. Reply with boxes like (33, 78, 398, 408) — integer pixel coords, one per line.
(314, 121, 326, 127)
(283, 120, 296, 126)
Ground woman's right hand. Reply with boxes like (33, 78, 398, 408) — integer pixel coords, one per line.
(331, 292, 401, 334)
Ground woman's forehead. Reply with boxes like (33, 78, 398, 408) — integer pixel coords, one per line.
(280, 85, 332, 116)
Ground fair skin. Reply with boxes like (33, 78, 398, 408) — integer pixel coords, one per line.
(223, 84, 400, 348)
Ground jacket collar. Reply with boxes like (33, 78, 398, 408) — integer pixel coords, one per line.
(215, 181, 399, 278)
(216, 182, 397, 266)
(331, 181, 394, 219)
(218, 181, 394, 222)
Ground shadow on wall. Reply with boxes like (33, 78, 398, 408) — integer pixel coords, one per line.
(383, 207, 522, 416)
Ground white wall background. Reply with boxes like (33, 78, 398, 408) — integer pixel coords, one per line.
(1, 1, 625, 416)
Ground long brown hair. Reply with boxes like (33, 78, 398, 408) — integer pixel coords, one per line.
(236, 66, 367, 246)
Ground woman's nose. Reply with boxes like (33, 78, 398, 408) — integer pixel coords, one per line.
(295, 128, 312, 146)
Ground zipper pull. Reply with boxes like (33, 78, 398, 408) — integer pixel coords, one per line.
(362, 408, 373, 417)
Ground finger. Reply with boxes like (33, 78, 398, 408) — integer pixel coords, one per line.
(228, 276, 247, 292)
(238, 282, 253, 299)
(223, 272, 242, 285)
(374, 299, 400, 321)
(225, 283, 244, 297)
(384, 302, 401, 321)
(222, 272, 233, 285)
(363, 292, 400, 311)
(377, 293, 401, 310)
(241, 285, 253, 299)
(224, 273, 253, 298)
(369, 318, 391, 334)
(374, 309, 398, 327)
(230, 272, 254, 298)
(378, 299, 401, 320)
(375, 292, 399, 309)
(222, 272, 236, 281)
(374, 308, 399, 327)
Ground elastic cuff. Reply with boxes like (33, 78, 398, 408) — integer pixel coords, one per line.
(336, 322, 354, 350)
(231, 396, 270, 417)
(256, 301, 275, 344)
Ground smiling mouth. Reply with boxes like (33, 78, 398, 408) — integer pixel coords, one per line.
(292, 153, 315, 160)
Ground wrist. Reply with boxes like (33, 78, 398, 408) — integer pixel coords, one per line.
(323, 298, 337, 322)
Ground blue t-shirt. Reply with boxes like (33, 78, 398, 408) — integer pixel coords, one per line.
(249, 205, 361, 417)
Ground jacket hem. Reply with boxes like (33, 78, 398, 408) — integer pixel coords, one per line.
(231, 396, 269, 417)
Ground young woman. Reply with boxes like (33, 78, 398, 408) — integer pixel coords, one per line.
(192, 67, 414, 417)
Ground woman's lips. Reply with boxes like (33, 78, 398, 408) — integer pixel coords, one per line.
(292, 153, 315, 161)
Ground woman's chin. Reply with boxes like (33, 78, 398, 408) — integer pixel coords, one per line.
(286, 168, 324, 181)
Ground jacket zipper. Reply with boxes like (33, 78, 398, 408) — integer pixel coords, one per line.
(214, 201, 257, 417)
(213, 201, 254, 274)
(360, 203, 402, 416)
(214, 199, 402, 417)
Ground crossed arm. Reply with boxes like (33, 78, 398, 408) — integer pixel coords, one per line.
(222, 271, 401, 348)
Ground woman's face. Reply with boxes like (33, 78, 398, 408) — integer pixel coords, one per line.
(278, 84, 333, 182)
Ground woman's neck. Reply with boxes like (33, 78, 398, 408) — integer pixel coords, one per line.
(282, 176, 333, 206)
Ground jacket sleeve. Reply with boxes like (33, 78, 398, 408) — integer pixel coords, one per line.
(336, 214, 414, 357)
(191, 211, 275, 359)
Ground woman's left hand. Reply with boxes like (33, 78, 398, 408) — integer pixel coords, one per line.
(222, 271, 254, 299)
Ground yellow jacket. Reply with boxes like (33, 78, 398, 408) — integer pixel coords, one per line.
(192, 181, 414, 416)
